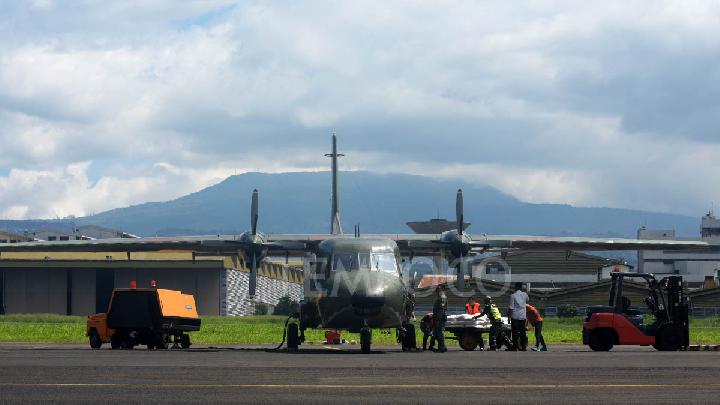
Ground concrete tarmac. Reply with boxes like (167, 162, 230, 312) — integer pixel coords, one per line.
(0, 343, 719, 404)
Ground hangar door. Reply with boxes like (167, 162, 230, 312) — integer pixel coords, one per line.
(0, 269, 4, 314)
(95, 269, 114, 313)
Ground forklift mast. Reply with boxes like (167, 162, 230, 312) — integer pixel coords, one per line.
(661, 276, 689, 327)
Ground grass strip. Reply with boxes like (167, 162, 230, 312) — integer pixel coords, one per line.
(2, 314, 719, 346)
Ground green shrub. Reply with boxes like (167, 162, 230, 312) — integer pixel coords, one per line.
(273, 295, 299, 316)
(557, 304, 578, 318)
(254, 303, 269, 315)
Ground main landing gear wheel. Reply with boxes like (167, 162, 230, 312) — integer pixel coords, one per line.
(588, 329, 614, 352)
(360, 329, 372, 353)
(400, 323, 417, 352)
(459, 333, 479, 351)
(88, 330, 102, 349)
(655, 324, 683, 351)
(287, 323, 300, 351)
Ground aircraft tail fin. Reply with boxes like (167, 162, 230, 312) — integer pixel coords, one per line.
(325, 131, 344, 235)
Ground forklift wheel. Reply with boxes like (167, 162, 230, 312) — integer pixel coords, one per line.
(588, 329, 614, 352)
(655, 324, 683, 351)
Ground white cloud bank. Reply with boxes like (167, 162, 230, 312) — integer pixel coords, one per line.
(0, 0, 719, 218)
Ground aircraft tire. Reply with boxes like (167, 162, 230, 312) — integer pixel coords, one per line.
(360, 329, 372, 353)
(401, 324, 416, 351)
(287, 323, 300, 351)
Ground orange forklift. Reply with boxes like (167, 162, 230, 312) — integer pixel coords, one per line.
(583, 273, 689, 351)
(86, 282, 201, 350)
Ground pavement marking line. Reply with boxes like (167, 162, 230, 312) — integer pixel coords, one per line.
(2, 383, 720, 390)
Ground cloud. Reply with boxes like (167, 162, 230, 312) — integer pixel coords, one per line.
(0, 1, 719, 218)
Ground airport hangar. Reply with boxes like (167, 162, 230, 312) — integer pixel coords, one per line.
(0, 251, 302, 316)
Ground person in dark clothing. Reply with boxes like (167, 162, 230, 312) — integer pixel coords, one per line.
(420, 312, 435, 351)
(432, 285, 448, 353)
(477, 296, 513, 351)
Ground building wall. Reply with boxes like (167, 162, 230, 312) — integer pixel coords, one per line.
(221, 269, 303, 316)
(71, 269, 95, 315)
(0, 266, 223, 316)
(3, 268, 67, 314)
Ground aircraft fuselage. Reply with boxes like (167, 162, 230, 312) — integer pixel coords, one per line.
(300, 237, 412, 333)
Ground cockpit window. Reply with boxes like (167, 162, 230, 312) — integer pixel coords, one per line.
(332, 252, 396, 272)
(372, 253, 398, 273)
(333, 253, 359, 272)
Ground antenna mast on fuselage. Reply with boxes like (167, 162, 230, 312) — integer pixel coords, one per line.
(325, 131, 344, 235)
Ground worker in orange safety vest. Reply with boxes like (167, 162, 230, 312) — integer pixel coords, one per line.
(465, 296, 480, 315)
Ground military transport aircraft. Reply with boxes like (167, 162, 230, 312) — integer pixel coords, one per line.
(0, 134, 708, 353)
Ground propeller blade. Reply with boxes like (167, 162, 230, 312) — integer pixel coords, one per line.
(456, 188, 464, 233)
(249, 252, 257, 298)
(251, 189, 259, 235)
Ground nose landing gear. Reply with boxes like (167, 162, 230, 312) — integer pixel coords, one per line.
(360, 328, 372, 353)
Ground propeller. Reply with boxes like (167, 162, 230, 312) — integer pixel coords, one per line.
(239, 189, 268, 299)
(455, 189, 465, 291)
(456, 189, 463, 234)
(251, 189, 259, 235)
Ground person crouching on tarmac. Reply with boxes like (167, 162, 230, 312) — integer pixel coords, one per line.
(526, 303, 547, 351)
(432, 285, 448, 353)
(420, 312, 435, 351)
(477, 296, 513, 351)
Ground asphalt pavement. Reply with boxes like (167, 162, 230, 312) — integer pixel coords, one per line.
(0, 343, 718, 404)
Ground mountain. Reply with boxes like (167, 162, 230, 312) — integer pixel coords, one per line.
(0, 171, 701, 238)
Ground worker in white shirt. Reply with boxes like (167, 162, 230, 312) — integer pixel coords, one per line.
(508, 282, 529, 351)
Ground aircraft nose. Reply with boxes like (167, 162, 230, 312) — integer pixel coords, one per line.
(351, 291, 386, 316)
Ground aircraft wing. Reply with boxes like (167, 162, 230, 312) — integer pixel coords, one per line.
(267, 233, 710, 256)
(0, 233, 706, 254)
(465, 234, 709, 251)
(0, 235, 250, 253)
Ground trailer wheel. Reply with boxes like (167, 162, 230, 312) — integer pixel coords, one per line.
(459, 333, 478, 351)
(88, 330, 102, 349)
(180, 334, 191, 349)
(120, 338, 134, 350)
(110, 335, 121, 349)
(588, 329, 614, 352)
(156, 333, 169, 350)
(287, 323, 300, 351)
(655, 324, 683, 351)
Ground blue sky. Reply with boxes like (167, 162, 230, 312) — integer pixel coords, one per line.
(0, 0, 718, 219)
